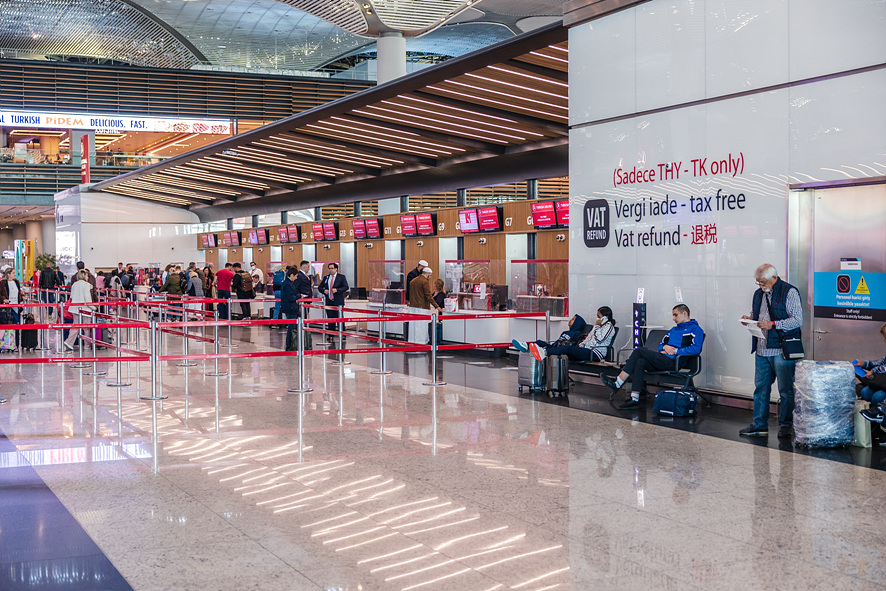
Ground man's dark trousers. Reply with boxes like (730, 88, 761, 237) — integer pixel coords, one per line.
(623, 348, 675, 392)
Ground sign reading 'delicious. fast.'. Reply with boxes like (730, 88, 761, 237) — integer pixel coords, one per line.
(584, 152, 749, 249)
(0, 110, 232, 135)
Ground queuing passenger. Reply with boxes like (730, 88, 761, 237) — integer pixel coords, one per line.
(39, 264, 59, 315)
(250, 262, 264, 292)
(281, 268, 301, 351)
(231, 263, 255, 320)
(857, 323, 886, 423)
(215, 263, 235, 320)
(0, 269, 22, 348)
(405, 260, 428, 305)
(55, 266, 64, 287)
(319, 263, 348, 342)
(406, 267, 441, 345)
(202, 267, 215, 313)
(158, 265, 183, 295)
(95, 271, 106, 290)
(521, 308, 617, 364)
(602, 304, 704, 410)
(63, 270, 94, 351)
(269, 265, 285, 326)
(74, 261, 97, 301)
(740, 264, 803, 439)
(432, 278, 446, 310)
(295, 261, 313, 301)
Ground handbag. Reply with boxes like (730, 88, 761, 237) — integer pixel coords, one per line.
(653, 390, 698, 417)
(765, 294, 804, 360)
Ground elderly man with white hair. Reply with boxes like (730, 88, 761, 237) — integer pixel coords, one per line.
(740, 263, 803, 439)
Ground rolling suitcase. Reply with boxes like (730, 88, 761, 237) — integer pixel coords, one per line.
(546, 354, 570, 397)
(20, 313, 38, 351)
(517, 351, 544, 392)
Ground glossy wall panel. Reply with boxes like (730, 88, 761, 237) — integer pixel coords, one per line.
(568, 0, 886, 396)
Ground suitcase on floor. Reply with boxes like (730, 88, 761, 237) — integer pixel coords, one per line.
(517, 351, 544, 392)
(20, 315, 38, 351)
(653, 390, 698, 417)
(545, 354, 570, 397)
(288, 326, 312, 351)
(0, 329, 16, 352)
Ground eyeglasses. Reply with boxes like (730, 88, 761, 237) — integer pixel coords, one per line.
(754, 279, 770, 286)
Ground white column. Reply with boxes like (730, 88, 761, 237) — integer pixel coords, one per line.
(376, 32, 406, 84)
(42, 217, 56, 256)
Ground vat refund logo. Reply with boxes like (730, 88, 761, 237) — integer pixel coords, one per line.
(583, 199, 610, 248)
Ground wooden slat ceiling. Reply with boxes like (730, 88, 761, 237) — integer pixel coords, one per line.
(92, 24, 569, 215)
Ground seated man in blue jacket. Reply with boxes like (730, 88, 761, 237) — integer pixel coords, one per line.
(602, 304, 704, 410)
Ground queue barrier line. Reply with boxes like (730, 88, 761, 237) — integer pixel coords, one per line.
(0, 322, 148, 331)
(0, 355, 150, 364)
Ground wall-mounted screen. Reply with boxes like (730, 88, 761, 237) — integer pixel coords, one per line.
(416, 212, 436, 236)
(477, 206, 502, 232)
(400, 214, 417, 237)
(555, 200, 569, 227)
(228, 231, 241, 246)
(256, 228, 268, 245)
(248, 229, 258, 244)
(201, 235, 209, 248)
(531, 201, 557, 229)
(312, 223, 325, 241)
(322, 221, 338, 241)
(222, 231, 231, 246)
(286, 225, 300, 243)
(458, 208, 479, 233)
(207, 234, 217, 248)
(365, 218, 382, 239)
(277, 228, 288, 243)
(352, 219, 366, 239)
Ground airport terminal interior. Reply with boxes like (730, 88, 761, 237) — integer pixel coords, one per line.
(1, 1, 886, 590)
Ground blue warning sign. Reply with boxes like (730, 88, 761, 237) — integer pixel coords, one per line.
(814, 271, 886, 321)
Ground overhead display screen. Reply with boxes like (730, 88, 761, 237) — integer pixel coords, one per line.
(458, 208, 479, 233)
(277, 228, 288, 243)
(416, 213, 436, 236)
(312, 223, 325, 241)
(555, 200, 569, 227)
(248, 229, 258, 244)
(256, 228, 268, 245)
(400, 214, 417, 237)
(322, 221, 338, 241)
(201, 235, 209, 248)
(206, 234, 217, 248)
(531, 201, 557, 229)
(286, 225, 300, 243)
(365, 218, 382, 239)
(352, 219, 366, 239)
(477, 206, 502, 232)
(228, 231, 241, 246)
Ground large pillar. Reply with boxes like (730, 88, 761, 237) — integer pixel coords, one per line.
(12, 225, 27, 242)
(42, 217, 56, 256)
(377, 32, 406, 84)
(0, 230, 12, 253)
(25, 221, 43, 252)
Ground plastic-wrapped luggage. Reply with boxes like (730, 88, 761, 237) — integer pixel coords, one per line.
(793, 360, 855, 447)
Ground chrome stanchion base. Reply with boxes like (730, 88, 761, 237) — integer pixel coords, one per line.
(177, 360, 198, 367)
(107, 381, 132, 388)
(83, 369, 107, 376)
(140, 396, 168, 401)
(422, 380, 447, 386)
(206, 371, 228, 377)
(287, 386, 313, 393)
(371, 370, 393, 375)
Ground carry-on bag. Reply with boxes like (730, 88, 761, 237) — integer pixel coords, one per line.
(545, 354, 570, 397)
(517, 351, 544, 392)
(653, 390, 698, 417)
(20, 313, 38, 351)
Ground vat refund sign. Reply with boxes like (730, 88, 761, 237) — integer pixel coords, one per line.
(813, 271, 886, 321)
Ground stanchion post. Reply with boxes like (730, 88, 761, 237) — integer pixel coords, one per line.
(206, 310, 228, 377)
(56, 301, 64, 354)
(84, 312, 106, 376)
(371, 306, 392, 375)
(331, 305, 350, 366)
(423, 310, 446, 386)
(287, 307, 312, 393)
(223, 297, 238, 348)
(177, 305, 197, 367)
(545, 311, 551, 342)
(70, 311, 90, 369)
(36, 298, 49, 351)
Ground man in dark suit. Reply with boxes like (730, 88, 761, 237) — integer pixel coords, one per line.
(319, 262, 349, 342)
(294, 260, 314, 303)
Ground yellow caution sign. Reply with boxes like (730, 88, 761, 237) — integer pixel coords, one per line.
(856, 275, 871, 295)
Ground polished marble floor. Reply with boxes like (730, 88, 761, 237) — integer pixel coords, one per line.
(1, 326, 886, 590)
